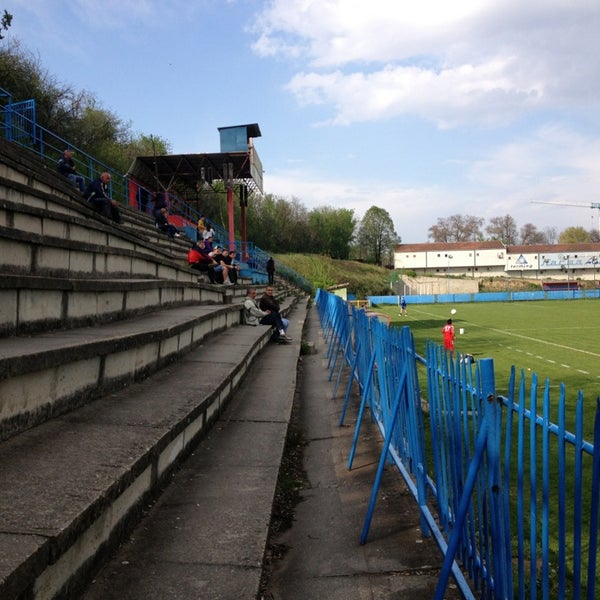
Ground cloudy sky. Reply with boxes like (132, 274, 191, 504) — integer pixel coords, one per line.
(4, 0, 600, 242)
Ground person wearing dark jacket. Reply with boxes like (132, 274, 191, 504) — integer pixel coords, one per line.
(243, 288, 291, 343)
(83, 172, 123, 224)
(57, 149, 85, 192)
(259, 286, 290, 333)
(152, 191, 168, 219)
(155, 207, 182, 239)
(266, 256, 275, 285)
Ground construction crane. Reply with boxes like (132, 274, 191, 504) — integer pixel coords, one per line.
(531, 200, 600, 235)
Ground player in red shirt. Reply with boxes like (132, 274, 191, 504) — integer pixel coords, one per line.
(442, 319, 455, 353)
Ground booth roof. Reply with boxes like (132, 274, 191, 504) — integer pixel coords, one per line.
(127, 151, 261, 194)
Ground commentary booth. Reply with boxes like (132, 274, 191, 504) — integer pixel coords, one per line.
(127, 123, 263, 260)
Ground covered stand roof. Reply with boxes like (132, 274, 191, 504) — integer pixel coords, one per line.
(127, 150, 264, 198)
(128, 123, 263, 198)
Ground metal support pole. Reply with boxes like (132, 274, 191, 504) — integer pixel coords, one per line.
(241, 202, 247, 257)
(227, 186, 235, 250)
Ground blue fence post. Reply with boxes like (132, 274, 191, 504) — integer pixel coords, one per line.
(481, 359, 511, 599)
(339, 338, 360, 426)
(586, 398, 600, 600)
(347, 351, 376, 470)
(360, 363, 408, 545)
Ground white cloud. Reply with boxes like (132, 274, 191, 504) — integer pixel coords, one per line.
(253, 0, 600, 127)
(286, 57, 543, 127)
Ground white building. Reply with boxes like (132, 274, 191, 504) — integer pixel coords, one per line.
(394, 242, 600, 282)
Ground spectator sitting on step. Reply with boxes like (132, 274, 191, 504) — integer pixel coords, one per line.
(217, 248, 239, 285)
(187, 240, 217, 283)
(224, 249, 241, 285)
(57, 149, 85, 193)
(152, 191, 168, 218)
(202, 225, 215, 241)
(259, 285, 289, 333)
(83, 172, 123, 224)
(210, 247, 233, 286)
(197, 215, 206, 241)
(155, 207, 182, 239)
(242, 288, 291, 343)
(203, 235, 214, 253)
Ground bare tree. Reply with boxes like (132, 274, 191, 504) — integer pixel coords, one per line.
(486, 214, 518, 244)
(519, 223, 548, 245)
(428, 214, 484, 242)
(543, 226, 558, 244)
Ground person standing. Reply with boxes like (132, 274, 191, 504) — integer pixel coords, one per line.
(442, 319, 455, 353)
(83, 172, 123, 224)
(57, 149, 85, 193)
(266, 256, 275, 285)
(400, 295, 407, 315)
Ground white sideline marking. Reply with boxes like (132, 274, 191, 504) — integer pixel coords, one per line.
(415, 307, 600, 359)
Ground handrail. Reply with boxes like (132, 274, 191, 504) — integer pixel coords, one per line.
(0, 89, 309, 285)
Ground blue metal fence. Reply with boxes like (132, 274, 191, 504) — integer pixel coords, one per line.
(315, 288, 600, 599)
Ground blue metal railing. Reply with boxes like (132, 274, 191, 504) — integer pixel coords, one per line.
(0, 86, 304, 285)
(315, 289, 600, 599)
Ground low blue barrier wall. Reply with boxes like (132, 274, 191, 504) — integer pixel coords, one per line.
(369, 289, 600, 305)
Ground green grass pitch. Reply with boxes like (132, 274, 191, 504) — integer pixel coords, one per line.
(379, 298, 600, 418)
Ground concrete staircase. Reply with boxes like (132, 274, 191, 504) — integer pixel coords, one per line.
(0, 138, 304, 599)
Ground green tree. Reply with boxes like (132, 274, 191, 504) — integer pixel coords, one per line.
(307, 207, 356, 259)
(357, 206, 400, 265)
(558, 226, 592, 243)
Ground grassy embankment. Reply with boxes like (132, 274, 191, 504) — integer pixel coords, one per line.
(274, 253, 391, 298)
(274, 253, 559, 297)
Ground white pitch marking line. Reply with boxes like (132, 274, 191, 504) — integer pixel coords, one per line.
(415, 307, 600, 359)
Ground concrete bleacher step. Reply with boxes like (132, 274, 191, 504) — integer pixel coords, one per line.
(0, 195, 191, 280)
(0, 138, 192, 263)
(0, 301, 245, 442)
(0, 294, 304, 600)
(0, 134, 308, 599)
(82, 297, 309, 600)
(0, 274, 233, 336)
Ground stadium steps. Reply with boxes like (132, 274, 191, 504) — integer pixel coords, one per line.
(0, 137, 305, 598)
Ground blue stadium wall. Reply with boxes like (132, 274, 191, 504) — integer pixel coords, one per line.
(368, 289, 600, 305)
